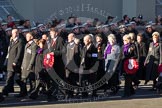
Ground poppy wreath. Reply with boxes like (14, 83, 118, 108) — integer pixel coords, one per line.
(43, 53, 54, 68)
(158, 64, 162, 73)
(124, 58, 139, 74)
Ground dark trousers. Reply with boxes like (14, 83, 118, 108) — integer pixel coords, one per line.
(0, 93, 4, 102)
(124, 74, 135, 96)
(65, 69, 78, 96)
(79, 72, 97, 96)
(29, 70, 49, 98)
(132, 74, 140, 86)
(46, 78, 58, 98)
(18, 72, 36, 94)
(2, 71, 20, 95)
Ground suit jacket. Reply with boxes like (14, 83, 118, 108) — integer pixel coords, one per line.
(136, 42, 147, 61)
(21, 40, 37, 77)
(145, 42, 162, 64)
(65, 42, 81, 78)
(7, 37, 25, 72)
(80, 44, 98, 73)
(49, 36, 65, 58)
(145, 42, 162, 80)
(49, 36, 65, 79)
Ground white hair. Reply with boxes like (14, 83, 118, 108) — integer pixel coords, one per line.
(108, 34, 116, 43)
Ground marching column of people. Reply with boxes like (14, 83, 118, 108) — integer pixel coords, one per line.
(1, 25, 162, 102)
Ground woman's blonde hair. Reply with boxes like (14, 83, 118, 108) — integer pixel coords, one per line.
(152, 32, 160, 39)
(108, 34, 116, 43)
(123, 34, 131, 42)
(128, 33, 136, 43)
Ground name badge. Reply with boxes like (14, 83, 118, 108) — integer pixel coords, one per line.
(27, 49, 32, 54)
(0, 74, 3, 78)
(1, 52, 3, 56)
(92, 53, 98, 57)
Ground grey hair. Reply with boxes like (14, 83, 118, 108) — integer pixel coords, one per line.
(84, 34, 93, 42)
(108, 34, 116, 42)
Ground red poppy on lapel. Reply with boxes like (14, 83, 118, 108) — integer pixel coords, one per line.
(154, 43, 159, 47)
(51, 40, 56, 47)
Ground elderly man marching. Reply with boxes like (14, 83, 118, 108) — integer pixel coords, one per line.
(79, 34, 98, 98)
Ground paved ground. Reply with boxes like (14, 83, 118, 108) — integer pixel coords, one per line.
(0, 80, 162, 108)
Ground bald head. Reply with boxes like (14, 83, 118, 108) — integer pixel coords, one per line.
(68, 33, 75, 43)
(12, 29, 18, 39)
(84, 34, 92, 46)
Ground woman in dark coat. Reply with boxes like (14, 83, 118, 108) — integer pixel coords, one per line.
(144, 32, 162, 90)
(29, 39, 47, 99)
(95, 34, 106, 83)
(129, 33, 141, 88)
(122, 34, 138, 97)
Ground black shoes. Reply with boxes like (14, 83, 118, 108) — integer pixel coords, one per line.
(47, 96, 58, 102)
(15, 93, 27, 98)
(133, 81, 141, 89)
(29, 92, 38, 100)
(0, 93, 4, 102)
(149, 87, 156, 91)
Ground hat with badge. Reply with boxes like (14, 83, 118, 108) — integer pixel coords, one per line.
(125, 23, 132, 27)
(109, 23, 115, 26)
(56, 24, 66, 29)
(130, 21, 136, 25)
(1, 22, 7, 26)
(95, 25, 103, 29)
(145, 24, 152, 29)
(118, 24, 126, 29)
(17, 26, 24, 29)
(22, 29, 30, 33)
(72, 25, 79, 30)
(146, 21, 155, 28)
(79, 23, 87, 28)
(5, 28, 12, 32)
(102, 24, 109, 28)
(37, 24, 44, 28)
(31, 26, 37, 31)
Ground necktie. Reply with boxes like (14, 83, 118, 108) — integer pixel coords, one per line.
(51, 39, 56, 47)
